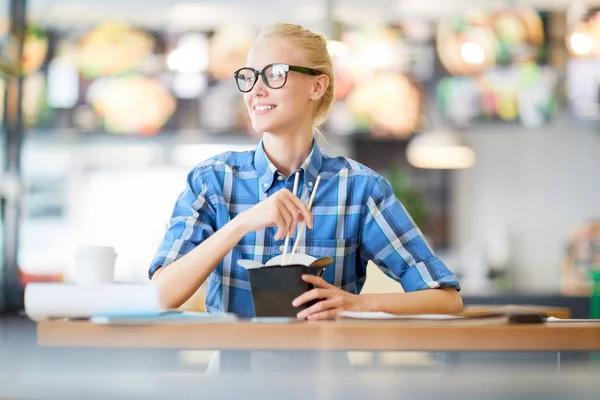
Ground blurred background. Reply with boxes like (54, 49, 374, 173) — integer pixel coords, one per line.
(1, 0, 599, 313)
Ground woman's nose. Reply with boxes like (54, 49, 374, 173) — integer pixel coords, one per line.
(251, 74, 268, 95)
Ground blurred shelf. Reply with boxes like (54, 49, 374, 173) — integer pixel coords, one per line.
(24, 128, 261, 147)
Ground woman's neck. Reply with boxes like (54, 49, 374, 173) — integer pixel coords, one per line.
(262, 131, 313, 178)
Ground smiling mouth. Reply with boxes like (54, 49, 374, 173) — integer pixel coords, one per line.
(254, 105, 276, 112)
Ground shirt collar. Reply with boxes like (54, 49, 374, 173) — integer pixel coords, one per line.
(254, 138, 323, 193)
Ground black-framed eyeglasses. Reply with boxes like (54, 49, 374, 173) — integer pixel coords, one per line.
(233, 63, 321, 93)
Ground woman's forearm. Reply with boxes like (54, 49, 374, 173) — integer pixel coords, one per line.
(360, 287, 463, 315)
(152, 217, 248, 309)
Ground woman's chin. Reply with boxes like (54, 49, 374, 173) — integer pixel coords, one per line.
(252, 121, 281, 135)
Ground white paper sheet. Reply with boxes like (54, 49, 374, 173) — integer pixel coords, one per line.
(338, 311, 465, 320)
(24, 283, 161, 321)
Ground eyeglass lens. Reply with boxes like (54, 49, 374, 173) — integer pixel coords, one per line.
(235, 64, 288, 92)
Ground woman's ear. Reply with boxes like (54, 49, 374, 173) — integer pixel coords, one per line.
(309, 74, 329, 101)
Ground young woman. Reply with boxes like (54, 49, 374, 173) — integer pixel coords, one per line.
(150, 23, 462, 320)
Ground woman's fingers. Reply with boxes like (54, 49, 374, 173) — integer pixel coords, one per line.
(297, 298, 342, 320)
(304, 307, 343, 321)
(284, 191, 313, 229)
(280, 198, 300, 238)
(274, 203, 292, 240)
(292, 287, 330, 307)
(301, 274, 333, 288)
(266, 188, 314, 240)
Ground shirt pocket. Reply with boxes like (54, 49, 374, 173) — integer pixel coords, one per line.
(303, 237, 359, 259)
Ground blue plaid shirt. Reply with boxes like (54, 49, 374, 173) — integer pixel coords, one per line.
(150, 140, 460, 317)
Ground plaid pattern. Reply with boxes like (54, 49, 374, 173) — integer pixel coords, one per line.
(150, 140, 460, 317)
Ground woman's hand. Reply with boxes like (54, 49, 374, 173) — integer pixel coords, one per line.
(236, 188, 313, 240)
(293, 274, 364, 320)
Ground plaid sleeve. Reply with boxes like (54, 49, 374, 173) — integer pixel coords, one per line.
(359, 176, 460, 292)
(148, 167, 216, 279)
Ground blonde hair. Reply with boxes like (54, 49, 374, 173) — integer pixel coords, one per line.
(257, 23, 335, 140)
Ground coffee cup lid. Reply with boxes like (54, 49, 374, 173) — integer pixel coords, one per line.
(75, 245, 116, 255)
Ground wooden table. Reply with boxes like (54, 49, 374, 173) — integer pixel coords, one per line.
(38, 320, 600, 351)
(38, 320, 600, 373)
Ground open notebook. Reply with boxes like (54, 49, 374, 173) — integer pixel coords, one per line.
(337, 311, 546, 325)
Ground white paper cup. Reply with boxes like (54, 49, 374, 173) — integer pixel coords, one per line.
(74, 245, 117, 285)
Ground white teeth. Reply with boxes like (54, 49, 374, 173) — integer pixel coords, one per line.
(254, 105, 275, 111)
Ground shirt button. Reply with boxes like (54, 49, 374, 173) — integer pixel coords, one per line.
(308, 181, 313, 187)
(279, 245, 284, 251)
(263, 183, 269, 188)
(277, 175, 284, 181)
